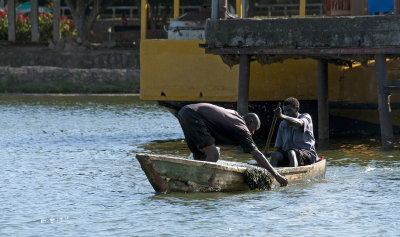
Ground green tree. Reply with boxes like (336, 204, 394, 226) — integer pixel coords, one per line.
(64, 0, 115, 43)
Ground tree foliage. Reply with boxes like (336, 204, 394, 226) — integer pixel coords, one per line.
(64, 0, 116, 43)
(0, 9, 75, 42)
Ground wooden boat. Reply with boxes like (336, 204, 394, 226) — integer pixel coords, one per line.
(136, 153, 327, 193)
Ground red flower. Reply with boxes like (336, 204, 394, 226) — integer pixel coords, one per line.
(0, 10, 6, 18)
(90, 30, 94, 35)
(17, 13, 24, 21)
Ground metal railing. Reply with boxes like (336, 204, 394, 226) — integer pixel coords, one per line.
(61, 6, 140, 18)
(60, 4, 325, 18)
(60, 6, 202, 18)
(254, 3, 325, 17)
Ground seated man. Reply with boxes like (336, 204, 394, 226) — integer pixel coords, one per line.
(177, 103, 288, 187)
(271, 97, 318, 167)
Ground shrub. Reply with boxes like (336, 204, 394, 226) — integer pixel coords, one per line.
(0, 8, 76, 42)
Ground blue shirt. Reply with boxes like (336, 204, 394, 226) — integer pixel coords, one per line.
(274, 113, 318, 163)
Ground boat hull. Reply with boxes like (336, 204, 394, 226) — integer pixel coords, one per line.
(136, 153, 327, 193)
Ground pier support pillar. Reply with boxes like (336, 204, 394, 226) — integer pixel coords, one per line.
(375, 54, 394, 150)
(237, 54, 250, 115)
(317, 60, 329, 141)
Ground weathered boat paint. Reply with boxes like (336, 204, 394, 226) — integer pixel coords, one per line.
(136, 153, 327, 193)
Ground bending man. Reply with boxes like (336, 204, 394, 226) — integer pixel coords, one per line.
(271, 97, 318, 167)
(177, 103, 288, 187)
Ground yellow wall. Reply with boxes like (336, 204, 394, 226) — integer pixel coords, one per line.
(140, 39, 239, 102)
(141, 40, 325, 102)
(140, 39, 400, 105)
(249, 58, 319, 101)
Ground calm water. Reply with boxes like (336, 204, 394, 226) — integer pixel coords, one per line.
(1, 95, 399, 237)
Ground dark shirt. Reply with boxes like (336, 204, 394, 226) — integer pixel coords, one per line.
(274, 113, 318, 163)
(183, 103, 257, 153)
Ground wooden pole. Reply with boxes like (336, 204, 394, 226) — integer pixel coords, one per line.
(264, 102, 281, 155)
(140, 0, 147, 40)
(53, 0, 61, 43)
(317, 60, 329, 141)
(375, 54, 394, 150)
(7, 0, 16, 42)
(237, 55, 250, 115)
(31, 0, 39, 42)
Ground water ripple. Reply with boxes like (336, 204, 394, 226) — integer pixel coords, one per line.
(1, 95, 400, 236)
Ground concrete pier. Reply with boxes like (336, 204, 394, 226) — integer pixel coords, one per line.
(205, 16, 400, 50)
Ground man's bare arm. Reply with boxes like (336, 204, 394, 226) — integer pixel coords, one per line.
(280, 114, 304, 127)
(251, 149, 288, 186)
(275, 107, 304, 127)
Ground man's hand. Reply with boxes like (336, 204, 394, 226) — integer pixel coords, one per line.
(275, 174, 288, 187)
(274, 106, 282, 119)
(251, 150, 288, 187)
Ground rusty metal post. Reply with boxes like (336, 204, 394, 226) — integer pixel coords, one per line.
(237, 55, 250, 115)
(375, 54, 394, 150)
(317, 60, 329, 141)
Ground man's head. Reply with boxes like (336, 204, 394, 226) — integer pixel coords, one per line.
(243, 113, 261, 135)
(283, 97, 300, 118)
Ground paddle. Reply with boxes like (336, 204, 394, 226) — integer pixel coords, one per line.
(263, 102, 281, 156)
